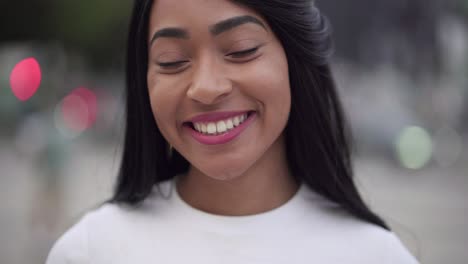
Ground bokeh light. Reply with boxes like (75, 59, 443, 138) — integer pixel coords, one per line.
(72, 87, 97, 128)
(395, 126, 433, 169)
(9, 57, 42, 101)
(54, 87, 98, 138)
(62, 93, 89, 133)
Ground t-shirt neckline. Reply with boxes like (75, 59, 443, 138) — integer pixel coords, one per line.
(162, 175, 308, 228)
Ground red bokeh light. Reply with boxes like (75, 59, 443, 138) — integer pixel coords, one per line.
(10, 57, 42, 101)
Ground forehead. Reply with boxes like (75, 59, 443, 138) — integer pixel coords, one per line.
(149, 0, 265, 31)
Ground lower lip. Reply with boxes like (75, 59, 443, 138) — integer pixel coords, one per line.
(185, 112, 257, 145)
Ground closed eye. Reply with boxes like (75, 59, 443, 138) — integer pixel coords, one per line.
(157, 60, 189, 68)
(227, 47, 259, 58)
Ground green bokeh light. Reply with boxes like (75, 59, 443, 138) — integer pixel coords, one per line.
(396, 126, 433, 169)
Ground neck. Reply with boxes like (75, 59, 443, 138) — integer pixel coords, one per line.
(176, 136, 299, 216)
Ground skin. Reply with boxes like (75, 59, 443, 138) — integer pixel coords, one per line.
(147, 0, 299, 216)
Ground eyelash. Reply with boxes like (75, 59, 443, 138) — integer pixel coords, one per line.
(157, 61, 189, 68)
(226, 46, 259, 58)
(157, 47, 260, 69)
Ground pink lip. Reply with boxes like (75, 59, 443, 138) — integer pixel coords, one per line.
(184, 112, 257, 145)
(186, 111, 252, 124)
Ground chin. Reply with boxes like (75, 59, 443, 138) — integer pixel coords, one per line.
(202, 166, 246, 181)
(191, 158, 253, 181)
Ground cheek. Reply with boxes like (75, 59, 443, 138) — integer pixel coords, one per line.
(254, 50, 291, 135)
(263, 60, 290, 103)
(147, 74, 182, 137)
(246, 49, 291, 116)
(147, 76, 163, 123)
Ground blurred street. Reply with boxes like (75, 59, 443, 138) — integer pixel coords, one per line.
(1, 0, 467, 263)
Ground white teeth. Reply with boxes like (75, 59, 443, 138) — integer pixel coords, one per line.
(192, 113, 251, 135)
(207, 123, 217, 134)
(226, 119, 234, 129)
(233, 116, 240, 126)
(216, 121, 227, 133)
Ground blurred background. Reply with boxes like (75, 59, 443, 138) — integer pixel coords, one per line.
(0, 0, 467, 263)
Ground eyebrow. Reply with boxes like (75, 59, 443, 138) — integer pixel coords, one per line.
(150, 28, 189, 44)
(150, 15, 267, 45)
(210, 15, 267, 36)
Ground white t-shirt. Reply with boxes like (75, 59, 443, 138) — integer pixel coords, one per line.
(46, 178, 419, 263)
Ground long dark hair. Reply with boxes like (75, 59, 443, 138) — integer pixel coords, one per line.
(111, 0, 389, 230)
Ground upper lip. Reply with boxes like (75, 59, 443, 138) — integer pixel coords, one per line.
(185, 110, 253, 124)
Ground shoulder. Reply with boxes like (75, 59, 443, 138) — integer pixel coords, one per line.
(46, 191, 170, 264)
(299, 189, 419, 263)
(45, 211, 91, 264)
(345, 223, 418, 263)
(319, 210, 418, 263)
(46, 204, 123, 264)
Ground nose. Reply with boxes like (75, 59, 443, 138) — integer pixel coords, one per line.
(186, 55, 232, 105)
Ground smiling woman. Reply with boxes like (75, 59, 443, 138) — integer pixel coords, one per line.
(46, 0, 419, 263)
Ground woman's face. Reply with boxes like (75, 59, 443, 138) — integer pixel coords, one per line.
(147, 0, 291, 180)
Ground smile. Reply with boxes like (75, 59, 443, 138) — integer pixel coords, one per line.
(193, 113, 248, 135)
(184, 111, 256, 145)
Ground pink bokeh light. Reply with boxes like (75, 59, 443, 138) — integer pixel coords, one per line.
(10, 57, 42, 101)
(73, 87, 98, 128)
(61, 94, 89, 133)
(60, 87, 98, 134)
